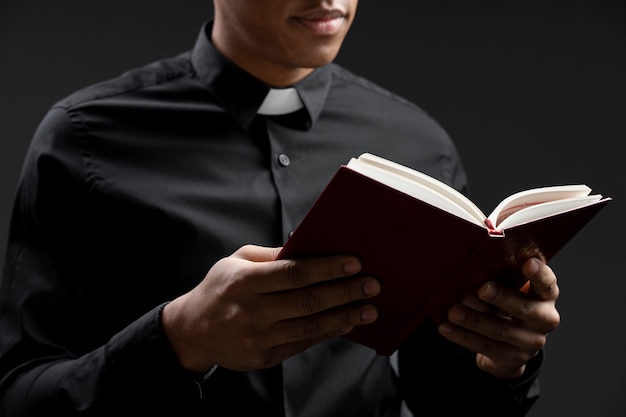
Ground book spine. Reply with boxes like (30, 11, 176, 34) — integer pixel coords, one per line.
(484, 218, 504, 236)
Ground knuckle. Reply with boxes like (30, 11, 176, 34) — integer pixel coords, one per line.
(324, 263, 339, 280)
(224, 303, 245, 322)
(342, 308, 360, 327)
(468, 313, 480, 329)
(493, 323, 510, 339)
(285, 260, 308, 287)
(514, 299, 533, 317)
(299, 289, 321, 314)
(269, 246, 283, 260)
(531, 334, 547, 351)
(478, 338, 495, 354)
(283, 313, 329, 341)
(546, 281, 560, 299)
(229, 307, 257, 335)
(343, 282, 356, 301)
(545, 310, 561, 331)
(301, 318, 322, 339)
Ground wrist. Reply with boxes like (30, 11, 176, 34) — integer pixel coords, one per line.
(476, 355, 527, 380)
(161, 298, 216, 374)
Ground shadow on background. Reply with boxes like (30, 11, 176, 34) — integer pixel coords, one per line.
(1, 1, 624, 416)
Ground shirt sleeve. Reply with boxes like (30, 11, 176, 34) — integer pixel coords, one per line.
(0, 107, 210, 415)
(0, 301, 210, 415)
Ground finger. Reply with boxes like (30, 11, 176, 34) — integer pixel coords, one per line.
(266, 326, 355, 366)
(523, 257, 560, 302)
(443, 304, 547, 353)
(257, 255, 363, 293)
(460, 294, 499, 314)
(439, 322, 537, 377)
(475, 281, 559, 331)
(439, 318, 533, 369)
(232, 244, 283, 262)
(269, 304, 378, 356)
(269, 275, 380, 319)
(216, 302, 376, 371)
(280, 302, 378, 342)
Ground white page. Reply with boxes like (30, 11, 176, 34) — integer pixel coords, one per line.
(347, 156, 484, 226)
(487, 184, 592, 227)
(496, 195, 604, 230)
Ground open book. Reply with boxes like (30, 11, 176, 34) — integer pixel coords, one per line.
(278, 153, 611, 355)
(347, 153, 605, 235)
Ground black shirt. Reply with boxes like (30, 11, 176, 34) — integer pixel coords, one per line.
(0, 21, 541, 416)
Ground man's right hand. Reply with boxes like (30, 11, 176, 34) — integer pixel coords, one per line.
(161, 244, 380, 374)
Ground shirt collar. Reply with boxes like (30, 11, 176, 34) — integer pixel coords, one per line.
(257, 88, 304, 116)
(191, 20, 331, 130)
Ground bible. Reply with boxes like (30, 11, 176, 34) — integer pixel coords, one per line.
(277, 153, 611, 355)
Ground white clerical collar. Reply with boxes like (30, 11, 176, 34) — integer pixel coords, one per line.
(257, 87, 304, 116)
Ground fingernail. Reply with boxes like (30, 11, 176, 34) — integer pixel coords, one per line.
(360, 305, 378, 323)
(340, 327, 353, 335)
(450, 305, 467, 322)
(344, 259, 361, 275)
(439, 322, 455, 334)
(482, 282, 497, 299)
(527, 258, 540, 275)
(362, 278, 380, 296)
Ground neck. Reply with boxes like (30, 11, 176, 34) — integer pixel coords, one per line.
(210, 23, 314, 88)
(237, 60, 314, 88)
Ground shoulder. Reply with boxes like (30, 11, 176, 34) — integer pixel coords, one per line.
(325, 63, 467, 191)
(53, 51, 195, 111)
(326, 62, 447, 138)
(328, 63, 423, 113)
(326, 62, 450, 141)
(29, 51, 198, 181)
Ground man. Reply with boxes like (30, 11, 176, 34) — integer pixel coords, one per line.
(0, 1, 559, 415)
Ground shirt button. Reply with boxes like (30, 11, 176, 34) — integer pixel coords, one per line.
(278, 154, 291, 167)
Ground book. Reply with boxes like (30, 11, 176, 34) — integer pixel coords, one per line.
(277, 153, 611, 355)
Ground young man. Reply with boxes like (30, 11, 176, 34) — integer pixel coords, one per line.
(0, 1, 559, 415)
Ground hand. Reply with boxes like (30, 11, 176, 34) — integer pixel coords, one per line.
(438, 257, 560, 379)
(161, 245, 380, 374)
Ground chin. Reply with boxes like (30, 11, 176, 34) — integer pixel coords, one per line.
(298, 45, 343, 67)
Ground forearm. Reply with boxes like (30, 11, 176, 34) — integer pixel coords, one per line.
(0, 305, 204, 416)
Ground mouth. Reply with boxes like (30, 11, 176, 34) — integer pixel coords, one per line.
(293, 9, 348, 35)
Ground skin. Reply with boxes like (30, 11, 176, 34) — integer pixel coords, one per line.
(441, 258, 560, 379)
(162, 0, 561, 379)
(211, 0, 358, 86)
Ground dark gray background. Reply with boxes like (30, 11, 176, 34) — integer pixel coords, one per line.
(1, 1, 624, 416)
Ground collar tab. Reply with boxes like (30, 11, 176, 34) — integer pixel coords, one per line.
(257, 88, 304, 116)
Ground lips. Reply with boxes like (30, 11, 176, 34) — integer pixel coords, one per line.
(295, 9, 347, 35)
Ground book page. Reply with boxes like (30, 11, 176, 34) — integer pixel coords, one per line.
(347, 154, 486, 226)
(496, 195, 605, 230)
(487, 184, 593, 227)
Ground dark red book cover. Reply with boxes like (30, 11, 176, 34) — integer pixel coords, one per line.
(277, 166, 611, 355)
